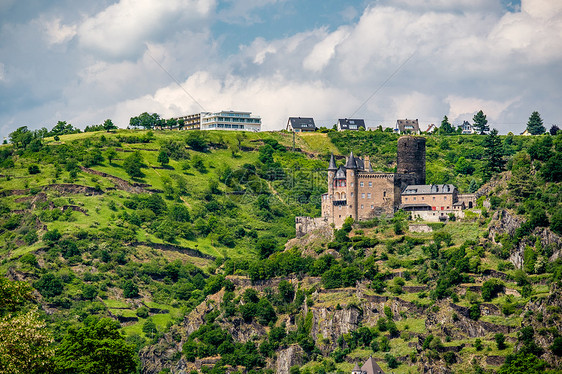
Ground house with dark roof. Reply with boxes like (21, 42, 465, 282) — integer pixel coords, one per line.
(286, 117, 316, 132)
(351, 356, 385, 374)
(337, 118, 366, 131)
(395, 119, 420, 134)
(460, 121, 475, 134)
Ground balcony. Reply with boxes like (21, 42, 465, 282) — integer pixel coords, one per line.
(333, 200, 347, 206)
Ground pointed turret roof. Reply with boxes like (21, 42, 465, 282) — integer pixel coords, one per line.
(345, 152, 358, 169)
(352, 363, 362, 373)
(328, 154, 337, 171)
(361, 356, 385, 374)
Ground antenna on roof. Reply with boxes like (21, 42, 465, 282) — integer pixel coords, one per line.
(348, 51, 415, 118)
(146, 46, 206, 112)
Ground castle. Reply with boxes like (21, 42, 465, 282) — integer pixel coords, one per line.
(295, 136, 475, 235)
(320, 136, 425, 228)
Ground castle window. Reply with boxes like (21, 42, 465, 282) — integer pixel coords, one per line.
(351, 182, 354, 187)
(433, 196, 436, 201)
(405, 197, 408, 201)
(371, 205, 374, 209)
(360, 182, 364, 187)
(367, 193, 371, 198)
(383, 191, 387, 197)
(361, 204, 364, 209)
(422, 197, 424, 200)
(413, 197, 416, 201)
(444, 196, 447, 200)
(351, 193, 354, 197)
(369, 181, 372, 187)
(361, 193, 365, 198)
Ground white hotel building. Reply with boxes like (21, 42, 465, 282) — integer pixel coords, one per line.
(200, 111, 261, 132)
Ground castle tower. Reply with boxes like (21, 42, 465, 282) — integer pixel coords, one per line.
(345, 152, 358, 221)
(397, 136, 426, 185)
(326, 154, 337, 222)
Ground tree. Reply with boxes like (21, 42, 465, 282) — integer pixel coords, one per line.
(54, 317, 137, 374)
(498, 352, 548, 374)
(482, 128, 505, 181)
(508, 152, 535, 199)
(526, 111, 545, 135)
(495, 333, 507, 350)
(549, 125, 560, 135)
(9, 127, 33, 149)
(105, 148, 117, 164)
(157, 149, 169, 167)
(541, 153, 562, 182)
(123, 152, 144, 178)
(166, 118, 177, 130)
(103, 119, 117, 131)
(440, 116, 454, 134)
(473, 110, 489, 134)
(0, 310, 54, 374)
(454, 157, 475, 175)
(122, 280, 139, 298)
(482, 279, 505, 301)
(49, 121, 79, 136)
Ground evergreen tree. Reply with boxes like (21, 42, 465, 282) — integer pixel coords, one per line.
(526, 111, 545, 135)
(482, 128, 505, 181)
(440, 116, 454, 134)
(473, 110, 489, 135)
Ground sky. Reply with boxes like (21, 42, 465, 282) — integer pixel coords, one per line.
(1, 0, 561, 138)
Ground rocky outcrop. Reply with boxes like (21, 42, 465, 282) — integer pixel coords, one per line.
(80, 166, 150, 193)
(276, 345, 305, 374)
(489, 209, 562, 269)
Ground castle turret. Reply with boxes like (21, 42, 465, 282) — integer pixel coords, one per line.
(346, 152, 358, 221)
(397, 136, 426, 184)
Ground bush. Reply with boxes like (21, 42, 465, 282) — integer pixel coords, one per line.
(136, 306, 149, 318)
(495, 333, 507, 350)
(482, 278, 505, 301)
(122, 280, 139, 298)
(28, 164, 40, 174)
(34, 273, 63, 297)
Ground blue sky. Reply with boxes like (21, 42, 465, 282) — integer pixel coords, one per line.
(2, 0, 561, 139)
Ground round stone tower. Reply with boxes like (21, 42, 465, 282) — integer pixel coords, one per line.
(397, 136, 426, 185)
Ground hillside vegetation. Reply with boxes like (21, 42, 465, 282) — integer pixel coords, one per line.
(1, 128, 561, 374)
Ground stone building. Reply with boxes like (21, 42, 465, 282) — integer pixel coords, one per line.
(320, 136, 425, 228)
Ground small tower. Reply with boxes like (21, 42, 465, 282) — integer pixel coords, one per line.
(397, 136, 426, 184)
(345, 152, 358, 221)
(352, 363, 363, 374)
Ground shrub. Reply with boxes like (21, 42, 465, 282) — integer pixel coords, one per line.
(482, 278, 505, 301)
(122, 280, 139, 298)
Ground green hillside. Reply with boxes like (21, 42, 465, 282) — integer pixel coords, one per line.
(1, 127, 561, 374)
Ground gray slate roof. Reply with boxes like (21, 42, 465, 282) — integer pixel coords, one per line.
(287, 117, 316, 130)
(402, 184, 456, 195)
(361, 356, 385, 374)
(338, 118, 366, 130)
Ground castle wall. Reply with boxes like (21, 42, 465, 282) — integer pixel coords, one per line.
(295, 216, 330, 238)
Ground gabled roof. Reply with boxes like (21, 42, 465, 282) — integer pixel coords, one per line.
(287, 117, 316, 130)
(337, 118, 366, 130)
(361, 356, 385, 374)
(334, 165, 347, 179)
(396, 119, 420, 133)
(402, 184, 456, 195)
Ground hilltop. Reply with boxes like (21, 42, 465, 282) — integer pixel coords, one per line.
(0, 128, 561, 374)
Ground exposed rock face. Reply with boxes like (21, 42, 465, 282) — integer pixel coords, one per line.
(489, 209, 562, 269)
(276, 345, 305, 374)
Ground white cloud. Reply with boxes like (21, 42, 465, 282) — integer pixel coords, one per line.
(36, 17, 77, 45)
(446, 95, 520, 124)
(303, 27, 350, 72)
(77, 0, 215, 59)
